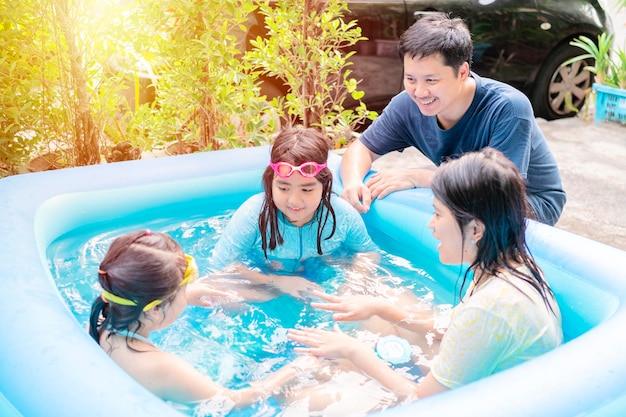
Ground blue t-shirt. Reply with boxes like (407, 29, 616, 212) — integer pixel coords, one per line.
(208, 193, 378, 274)
(360, 73, 566, 226)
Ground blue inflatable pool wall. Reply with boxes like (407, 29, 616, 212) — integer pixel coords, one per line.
(1, 146, 625, 417)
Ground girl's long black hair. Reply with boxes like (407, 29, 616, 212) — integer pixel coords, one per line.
(430, 148, 556, 313)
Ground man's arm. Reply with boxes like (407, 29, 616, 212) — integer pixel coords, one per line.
(340, 140, 380, 213)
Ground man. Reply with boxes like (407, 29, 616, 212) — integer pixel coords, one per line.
(340, 13, 566, 226)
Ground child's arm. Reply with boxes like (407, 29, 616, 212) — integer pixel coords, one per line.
(310, 291, 439, 336)
(189, 265, 322, 302)
(233, 266, 323, 299)
(288, 325, 417, 398)
(140, 350, 302, 406)
(288, 325, 448, 400)
(185, 276, 234, 306)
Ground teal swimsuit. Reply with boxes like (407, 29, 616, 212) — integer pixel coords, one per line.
(208, 193, 378, 274)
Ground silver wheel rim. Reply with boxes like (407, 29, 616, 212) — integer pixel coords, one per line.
(547, 59, 593, 116)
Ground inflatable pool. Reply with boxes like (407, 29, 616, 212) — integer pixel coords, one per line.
(1, 145, 625, 417)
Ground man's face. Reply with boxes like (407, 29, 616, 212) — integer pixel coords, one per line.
(402, 52, 469, 126)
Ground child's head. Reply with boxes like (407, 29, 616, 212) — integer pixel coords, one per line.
(430, 148, 555, 310)
(430, 147, 529, 267)
(263, 126, 332, 195)
(89, 230, 196, 342)
(259, 127, 336, 255)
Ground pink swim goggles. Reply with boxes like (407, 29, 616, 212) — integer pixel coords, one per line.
(269, 161, 327, 178)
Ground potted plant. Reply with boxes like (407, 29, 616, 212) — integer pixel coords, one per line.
(563, 1, 626, 124)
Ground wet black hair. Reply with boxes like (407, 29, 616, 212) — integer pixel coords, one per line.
(88, 230, 187, 347)
(431, 148, 556, 313)
(398, 12, 473, 74)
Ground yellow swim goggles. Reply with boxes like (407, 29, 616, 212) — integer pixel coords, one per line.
(101, 254, 199, 312)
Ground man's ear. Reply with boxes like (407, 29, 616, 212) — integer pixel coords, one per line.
(458, 61, 470, 80)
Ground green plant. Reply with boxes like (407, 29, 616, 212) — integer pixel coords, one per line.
(138, 0, 277, 152)
(0, 1, 67, 174)
(0, 11, 41, 175)
(612, 0, 626, 88)
(1, 0, 383, 175)
(563, 32, 614, 85)
(608, 48, 626, 89)
(245, 0, 376, 147)
(1, 0, 286, 175)
(0, 0, 156, 172)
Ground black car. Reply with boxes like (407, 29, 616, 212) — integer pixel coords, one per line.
(249, 0, 613, 120)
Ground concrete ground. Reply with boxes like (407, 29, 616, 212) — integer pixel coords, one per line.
(371, 116, 626, 251)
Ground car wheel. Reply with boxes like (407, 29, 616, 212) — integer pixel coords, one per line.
(531, 43, 594, 120)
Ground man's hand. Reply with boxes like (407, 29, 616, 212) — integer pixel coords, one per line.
(366, 167, 436, 200)
(366, 169, 416, 200)
(339, 140, 377, 213)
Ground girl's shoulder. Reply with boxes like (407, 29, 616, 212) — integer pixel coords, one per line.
(243, 192, 265, 206)
(470, 267, 545, 307)
(104, 335, 161, 372)
(233, 192, 265, 216)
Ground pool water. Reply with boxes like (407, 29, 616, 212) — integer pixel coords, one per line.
(46, 208, 456, 416)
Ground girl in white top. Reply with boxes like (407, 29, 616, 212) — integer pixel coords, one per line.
(288, 148, 562, 400)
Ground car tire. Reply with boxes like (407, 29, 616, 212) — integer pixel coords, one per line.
(530, 43, 595, 120)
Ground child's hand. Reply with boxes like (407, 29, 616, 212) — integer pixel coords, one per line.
(288, 324, 358, 360)
(291, 354, 322, 373)
(309, 291, 380, 322)
(185, 276, 238, 307)
(273, 275, 323, 299)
